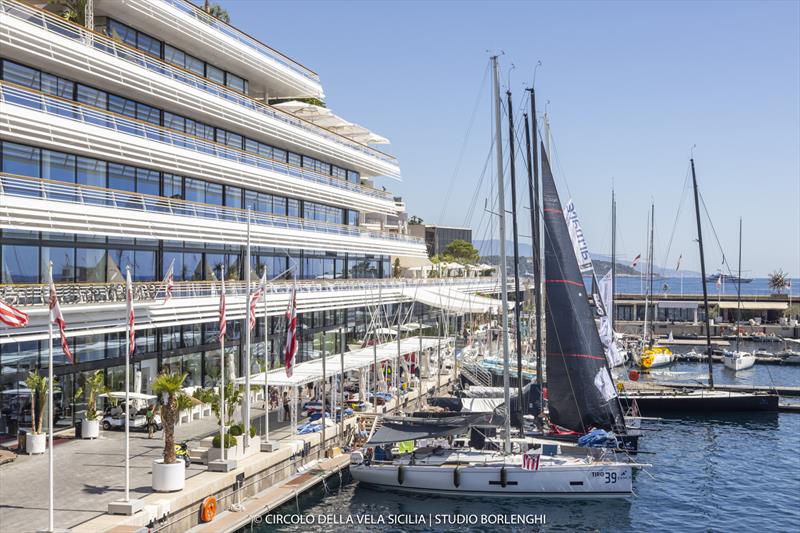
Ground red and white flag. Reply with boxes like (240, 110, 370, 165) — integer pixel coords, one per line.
(126, 267, 135, 356)
(48, 275, 74, 363)
(161, 258, 175, 304)
(522, 451, 541, 471)
(631, 254, 642, 269)
(218, 274, 227, 341)
(284, 285, 298, 378)
(248, 270, 267, 332)
(0, 299, 28, 328)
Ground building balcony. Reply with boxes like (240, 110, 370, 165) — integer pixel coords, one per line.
(0, 0, 400, 178)
(100, 0, 323, 99)
(0, 173, 427, 257)
(0, 82, 399, 215)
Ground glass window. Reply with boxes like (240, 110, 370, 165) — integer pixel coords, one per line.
(206, 64, 225, 85)
(41, 73, 74, 99)
(76, 84, 107, 109)
(226, 72, 246, 93)
(163, 44, 185, 68)
(77, 157, 106, 188)
(163, 174, 182, 200)
(136, 168, 159, 196)
(137, 31, 162, 57)
(288, 199, 300, 218)
(225, 186, 242, 209)
(205, 181, 223, 206)
(136, 102, 161, 125)
(42, 150, 75, 183)
(2, 142, 40, 177)
(163, 251, 183, 281)
(161, 326, 181, 351)
(184, 177, 204, 203)
(216, 129, 242, 149)
(107, 19, 136, 48)
(287, 152, 302, 167)
(185, 54, 204, 77)
(2, 244, 39, 283)
(186, 118, 214, 141)
(75, 334, 104, 363)
(331, 166, 347, 180)
(347, 210, 359, 226)
(2, 61, 40, 89)
(206, 253, 224, 280)
(42, 246, 75, 282)
(134, 250, 156, 281)
(107, 248, 133, 283)
(273, 147, 287, 162)
(272, 196, 287, 216)
(108, 94, 136, 119)
(184, 352, 202, 387)
(183, 252, 203, 280)
(163, 112, 185, 132)
(108, 163, 136, 192)
(347, 170, 360, 184)
(183, 323, 201, 348)
(76, 248, 107, 282)
(203, 349, 221, 386)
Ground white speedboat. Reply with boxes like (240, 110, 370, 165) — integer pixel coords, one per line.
(722, 350, 756, 371)
(350, 447, 636, 497)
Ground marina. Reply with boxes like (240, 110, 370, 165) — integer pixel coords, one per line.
(0, 1, 798, 532)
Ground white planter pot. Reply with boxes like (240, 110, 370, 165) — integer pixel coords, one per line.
(26, 432, 46, 455)
(207, 443, 237, 463)
(152, 459, 185, 492)
(82, 419, 100, 439)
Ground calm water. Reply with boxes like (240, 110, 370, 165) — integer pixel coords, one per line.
(595, 276, 798, 298)
(250, 362, 800, 533)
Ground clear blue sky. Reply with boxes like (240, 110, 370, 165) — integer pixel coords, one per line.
(221, 0, 799, 277)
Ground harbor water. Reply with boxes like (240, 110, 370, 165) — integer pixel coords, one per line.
(249, 362, 800, 532)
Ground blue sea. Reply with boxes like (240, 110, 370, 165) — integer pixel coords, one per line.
(249, 361, 800, 533)
(603, 276, 798, 299)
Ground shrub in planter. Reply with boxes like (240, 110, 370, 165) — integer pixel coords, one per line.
(77, 370, 106, 438)
(229, 423, 243, 437)
(24, 372, 49, 454)
(212, 433, 237, 448)
(152, 371, 188, 492)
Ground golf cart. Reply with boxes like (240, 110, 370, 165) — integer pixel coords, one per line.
(98, 392, 162, 431)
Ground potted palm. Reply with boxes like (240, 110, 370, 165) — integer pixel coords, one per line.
(152, 371, 188, 492)
(207, 383, 244, 462)
(79, 370, 105, 439)
(24, 372, 48, 455)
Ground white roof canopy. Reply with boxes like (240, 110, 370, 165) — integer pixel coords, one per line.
(237, 336, 448, 388)
(272, 101, 390, 145)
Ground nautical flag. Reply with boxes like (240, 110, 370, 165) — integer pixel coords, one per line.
(631, 254, 641, 269)
(126, 268, 135, 356)
(161, 259, 175, 304)
(676, 254, 682, 271)
(218, 274, 227, 341)
(522, 451, 541, 471)
(248, 270, 267, 332)
(0, 299, 28, 327)
(284, 285, 298, 378)
(49, 275, 73, 363)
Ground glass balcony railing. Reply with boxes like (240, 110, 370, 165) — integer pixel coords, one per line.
(0, 82, 393, 200)
(158, 0, 319, 83)
(0, 173, 424, 245)
(0, 0, 399, 168)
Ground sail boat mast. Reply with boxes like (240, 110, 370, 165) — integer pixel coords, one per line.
(507, 90, 525, 431)
(736, 217, 743, 352)
(611, 188, 616, 332)
(491, 56, 512, 453)
(642, 205, 653, 341)
(525, 89, 544, 428)
(691, 158, 715, 389)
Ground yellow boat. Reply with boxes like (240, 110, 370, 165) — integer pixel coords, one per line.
(640, 346, 676, 369)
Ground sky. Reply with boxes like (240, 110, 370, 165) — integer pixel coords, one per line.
(222, 0, 799, 277)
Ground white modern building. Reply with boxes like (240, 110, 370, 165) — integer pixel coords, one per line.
(0, 0, 503, 432)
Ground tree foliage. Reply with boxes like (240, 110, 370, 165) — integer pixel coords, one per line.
(203, 0, 230, 23)
(437, 240, 480, 265)
(153, 371, 187, 464)
(47, 0, 89, 26)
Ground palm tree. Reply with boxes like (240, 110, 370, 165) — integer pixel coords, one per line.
(24, 372, 49, 435)
(153, 371, 187, 464)
(203, 0, 230, 23)
(47, 0, 89, 26)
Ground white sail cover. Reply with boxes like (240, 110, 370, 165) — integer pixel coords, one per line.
(598, 271, 625, 367)
(564, 199, 593, 273)
(593, 367, 618, 402)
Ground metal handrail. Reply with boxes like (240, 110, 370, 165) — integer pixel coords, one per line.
(0, 0, 398, 167)
(0, 277, 507, 308)
(0, 82, 392, 200)
(0, 173, 423, 245)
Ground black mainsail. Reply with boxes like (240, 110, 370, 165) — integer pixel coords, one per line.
(541, 144, 625, 433)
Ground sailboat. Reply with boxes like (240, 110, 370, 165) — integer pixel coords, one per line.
(349, 57, 644, 497)
(722, 218, 756, 371)
(637, 204, 675, 370)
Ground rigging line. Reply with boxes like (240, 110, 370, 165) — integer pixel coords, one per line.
(699, 191, 736, 278)
(662, 166, 692, 274)
(438, 61, 492, 225)
(462, 137, 497, 228)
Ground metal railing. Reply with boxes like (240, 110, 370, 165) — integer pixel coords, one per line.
(0, 82, 392, 200)
(0, 0, 398, 168)
(0, 277, 506, 308)
(158, 0, 319, 83)
(0, 173, 423, 244)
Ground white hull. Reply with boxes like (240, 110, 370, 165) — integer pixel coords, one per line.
(351, 454, 632, 497)
(643, 353, 674, 369)
(723, 351, 756, 371)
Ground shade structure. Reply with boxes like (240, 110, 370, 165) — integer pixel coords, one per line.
(403, 286, 511, 315)
(237, 336, 449, 388)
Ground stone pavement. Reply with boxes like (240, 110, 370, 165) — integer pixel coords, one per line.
(0, 404, 294, 533)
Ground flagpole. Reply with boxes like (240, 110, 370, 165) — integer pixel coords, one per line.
(244, 210, 251, 450)
(124, 265, 130, 502)
(263, 266, 270, 442)
(48, 261, 54, 533)
(220, 265, 226, 463)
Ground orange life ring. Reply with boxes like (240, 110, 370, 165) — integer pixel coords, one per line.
(200, 496, 217, 522)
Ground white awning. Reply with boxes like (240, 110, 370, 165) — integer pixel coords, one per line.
(98, 392, 157, 401)
(237, 336, 448, 387)
(404, 286, 511, 315)
(718, 302, 788, 310)
(272, 101, 390, 145)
